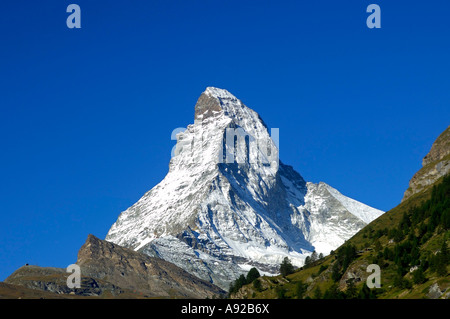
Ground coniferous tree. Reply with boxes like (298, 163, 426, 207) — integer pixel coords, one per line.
(279, 257, 295, 277)
(295, 281, 308, 299)
(313, 286, 322, 299)
(358, 284, 372, 299)
(237, 274, 246, 288)
(412, 267, 427, 285)
(246, 267, 261, 284)
(383, 247, 393, 260)
(435, 240, 449, 276)
(304, 256, 311, 267)
(441, 206, 450, 229)
(310, 251, 318, 263)
(276, 286, 287, 299)
(374, 239, 382, 252)
(440, 240, 449, 264)
(317, 264, 328, 275)
(229, 274, 248, 295)
(323, 283, 344, 299)
(229, 282, 235, 295)
(331, 261, 342, 282)
(346, 279, 358, 299)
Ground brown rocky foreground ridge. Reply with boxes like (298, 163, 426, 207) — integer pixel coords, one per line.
(2, 234, 225, 299)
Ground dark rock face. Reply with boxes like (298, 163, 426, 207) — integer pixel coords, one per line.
(194, 92, 224, 120)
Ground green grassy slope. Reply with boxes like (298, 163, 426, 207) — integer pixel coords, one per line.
(231, 175, 450, 299)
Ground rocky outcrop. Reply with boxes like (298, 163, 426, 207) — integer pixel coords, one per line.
(194, 91, 224, 120)
(77, 234, 225, 298)
(422, 126, 450, 166)
(403, 126, 450, 201)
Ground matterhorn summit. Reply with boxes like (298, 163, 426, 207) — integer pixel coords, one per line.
(106, 87, 383, 289)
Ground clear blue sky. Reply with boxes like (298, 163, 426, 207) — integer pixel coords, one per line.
(1, 0, 449, 281)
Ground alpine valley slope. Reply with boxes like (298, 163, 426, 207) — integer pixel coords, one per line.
(105, 87, 383, 289)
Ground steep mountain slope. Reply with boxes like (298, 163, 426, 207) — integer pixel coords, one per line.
(403, 125, 450, 201)
(233, 125, 450, 299)
(106, 87, 383, 289)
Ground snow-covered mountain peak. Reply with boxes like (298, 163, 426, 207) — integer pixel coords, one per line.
(188, 87, 277, 172)
(204, 86, 237, 100)
(195, 87, 265, 131)
(106, 87, 384, 290)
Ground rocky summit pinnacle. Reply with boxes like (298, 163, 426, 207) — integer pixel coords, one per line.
(194, 87, 235, 120)
(105, 87, 384, 289)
